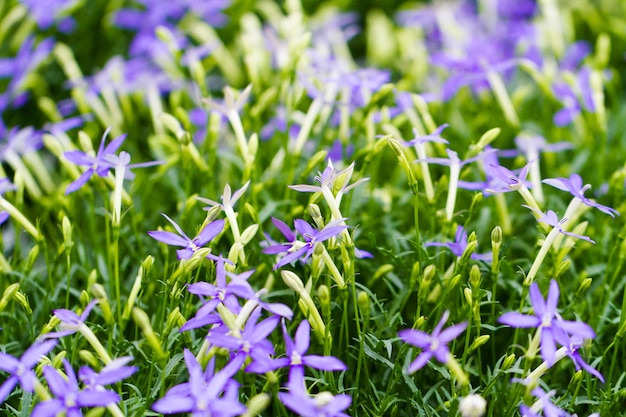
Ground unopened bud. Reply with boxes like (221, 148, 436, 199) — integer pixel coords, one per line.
(50, 351, 66, 369)
(491, 226, 502, 245)
(142, 255, 154, 275)
(123, 266, 144, 322)
(459, 240, 478, 265)
(0, 283, 20, 311)
(413, 316, 426, 329)
(423, 264, 436, 283)
(308, 204, 324, 227)
(568, 370, 583, 392)
(303, 151, 329, 178)
(90, 284, 112, 324)
(469, 265, 481, 289)
(241, 393, 271, 417)
(577, 277, 592, 297)
(248, 132, 258, 157)
(80, 291, 90, 308)
(132, 307, 166, 359)
(62, 216, 73, 253)
(14, 291, 31, 315)
(448, 274, 462, 291)
(240, 224, 259, 245)
(464, 288, 473, 306)
(24, 245, 40, 274)
(554, 259, 571, 280)
(281, 270, 305, 294)
(502, 353, 516, 370)
(318, 285, 331, 307)
(469, 192, 483, 213)
(372, 264, 393, 283)
(79, 350, 99, 368)
(468, 335, 490, 353)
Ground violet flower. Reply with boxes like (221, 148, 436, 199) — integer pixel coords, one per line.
(148, 214, 225, 260)
(63, 128, 127, 194)
(499, 280, 596, 366)
(552, 66, 596, 127)
(398, 310, 467, 374)
(0, 178, 16, 224)
(523, 206, 595, 244)
(246, 319, 347, 380)
(151, 349, 245, 417)
(78, 356, 138, 389)
(19, 0, 77, 31)
(543, 173, 619, 217)
(32, 360, 120, 417)
(205, 308, 279, 368)
(0, 339, 57, 404)
(520, 387, 573, 417)
(44, 300, 98, 339)
(263, 217, 347, 270)
(425, 225, 492, 262)
(279, 379, 352, 417)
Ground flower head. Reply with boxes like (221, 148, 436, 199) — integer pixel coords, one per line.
(425, 226, 491, 262)
(0, 339, 57, 404)
(523, 206, 595, 244)
(33, 360, 120, 417)
(148, 214, 225, 259)
(543, 173, 619, 217)
(398, 310, 467, 373)
(499, 280, 596, 366)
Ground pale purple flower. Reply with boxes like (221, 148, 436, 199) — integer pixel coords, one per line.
(499, 280, 596, 366)
(246, 320, 347, 381)
(262, 218, 348, 269)
(552, 66, 596, 127)
(148, 214, 225, 259)
(523, 206, 595, 244)
(0, 178, 16, 224)
(63, 128, 126, 194)
(520, 387, 573, 417)
(78, 356, 138, 389)
(543, 174, 619, 217)
(0, 339, 57, 404)
(561, 336, 604, 382)
(205, 308, 279, 367)
(32, 360, 120, 417)
(485, 159, 535, 193)
(152, 349, 245, 417)
(425, 226, 491, 262)
(398, 310, 467, 374)
(279, 377, 351, 417)
(19, 0, 77, 31)
(0, 37, 54, 111)
(44, 300, 98, 339)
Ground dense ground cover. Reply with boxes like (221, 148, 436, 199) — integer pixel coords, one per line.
(1, 0, 626, 416)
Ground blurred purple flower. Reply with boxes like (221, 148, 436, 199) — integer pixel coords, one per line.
(33, 360, 120, 417)
(398, 310, 467, 374)
(0, 339, 57, 404)
(523, 206, 595, 244)
(543, 173, 619, 217)
(0, 37, 54, 111)
(279, 377, 351, 417)
(0, 178, 16, 224)
(152, 349, 245, 417)
(552, 66, 596, 126)
(499, 280, 596, 366)
(63, 128, 126, 194)
(19, 0, 77, 31)
(425, 226, 491, 262)
(520, 387, 573, 417)
(44, 300, 98, 339)
(247, 319, 347, 380)
(79, 356, 138, 389)
(262, 217, 347, 269)
(148, 214, 224, 260)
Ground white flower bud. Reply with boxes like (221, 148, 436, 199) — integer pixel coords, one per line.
(459, 394, 487, 417)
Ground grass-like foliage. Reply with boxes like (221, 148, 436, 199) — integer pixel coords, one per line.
(1, 0, 626, 416)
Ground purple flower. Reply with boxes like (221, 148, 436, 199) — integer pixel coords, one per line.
(499, 280, 596, 366)
(425, 226, 491, 262)
(151, 349, 246, 417)
(63, 128, 127, 194)
(44, 300, 98, 339)
(148, 214, 225, 259)
(0, 37, 54, 111)
(78, 356, 138, 389)
(485, 159, 534, 193)
(0, 339, 57, 404)
(19, 0, 77, 31)
(562, 336, 604, 382)
(398, 310, 467, 374)
(552, 66, 596, 127)
(0, 178, 16, 224)
(520, 387, 573, 417)
(205, 308, 279, 367)
(279, 382, 352, 417)
(543, 174, 619, 217)
(523, 206, 595, 244)
(262, 217, 347, 269)
(246, 320, 347, 380)
(32, 360, 120, 417)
